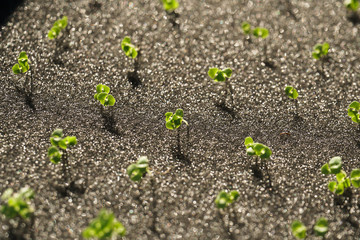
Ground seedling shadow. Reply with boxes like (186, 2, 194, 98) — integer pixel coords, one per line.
(166, 11, 180, 29)
(52, 29, 70, 65)
(263, 60, 277, 70)
(127, 51, 142, 88)
(87, 0, 102, 14)
(54, 179, 87, 197)
(250, 160, 274, 193)
(217, 210, 245, 240)
(101, 109, 122, 136)
(11, 72, 35, 110)
(7, 215, 35, 240)
(215, 102, 236, 119)
(347, 12, 360, 25)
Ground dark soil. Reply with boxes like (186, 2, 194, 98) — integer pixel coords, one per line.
(1, 0, 360, 239)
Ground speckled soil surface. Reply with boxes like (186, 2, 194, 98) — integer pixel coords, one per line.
(1, 0, 360, 239)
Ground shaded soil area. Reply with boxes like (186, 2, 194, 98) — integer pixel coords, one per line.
(1, 0, 360, 239)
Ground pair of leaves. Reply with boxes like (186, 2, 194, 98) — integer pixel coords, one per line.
(347, 101, 360, 123)
(291, 218, 328, 239)
(165, 109, 188, 130)
(244, 137, 272, 159)
(127, 156, 149, 182)
(94, 84, 116, 106)
(312, 42, 329, 60)
(121, 37, 138, 59)
(48, 16, 68, 39)
(284, 86, 298, 100)
(1, 187, 35, 220)
(48, 129, 77, 164)
(215, 190, 239, 209)
(208, 68, 232, 82)
(241, 22, 269, 39)
(82, 209, 126, 239)
(162, 0, 179, 12)
(321, 157, 360, 194)
(344, 0, 359, 11)
(12, 51, 30, 74)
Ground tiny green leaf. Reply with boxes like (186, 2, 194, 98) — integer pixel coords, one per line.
(165, 109, 186, 130)
(242, 22, 251, 35)
(321, 163, 331, 175)
(106, 94, 116, 106)
(82, 209, 126, 239)
(48, 16, 68, 40)
(291, 220, 307, 239)
(127, 156, 149, 181)
(253, 27, 269, 39)
(348, 101, 360, 124)
(121, 36, 138, 59)
(328, 181, 337, 193)
(312, 43, 329, 60)
(344, 0, 359, 11)
(244, 137, 254, 146)
(208, 68, 218, 79)
(314, 217, 328, 237)
(329, 156, 342, 174)
(208, 67, 233, 82)
(284, 86, 298, 100)
(350, 169, 360, 188)
(12, 64, 21, 74)
(161, 0, 179, 12)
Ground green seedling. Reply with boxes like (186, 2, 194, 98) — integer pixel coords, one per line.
(12, 51, 30, 75)
(291, 220, 307, 239)
(314, 217, 329, 237)
(165, 109, 188, 130)
(291, 218, 328, 239)
(347, 101, 360, 124)
(215, 190, 239, 209)
(165, 109, 189, 154)
(94, 84, 116, 107)
(241, 22, 251, 35)
(320, 156, 359, 195)
(252, 27, 269, 39)
(285, 86, 299, 114)
(48, 16, 68, 39)
(12, 51, 35, 108)
(48, 129, 77, 164)
(344, 0, 359, 11)
(1, 187, 34, 220)
(208, 67, 234, 105)
(244, 137, 272, 159)
(252, 27, 269, 62)
(121, 36, 138, 59)
(161, 0, 179, 12)
(312, 43, 329, 60)
(127, 156, 150, 182)
(82, 209, 126, 239)
(350, 169, 360, 187)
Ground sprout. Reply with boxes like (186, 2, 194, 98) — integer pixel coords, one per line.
(291, 220, 307, 239)
(1, 187, 34, 220)
(127, 156, 149, 182)
(12, 51, 30, 74)
(208, 67, 234, 105)
(321, 156, 342, 175)
(314, 217, 328, 237)
(82, 209, 126, 239)
(121, 37, 138, 59)
(347, 101, 360, 124)
(350, 169, 360, 188)
(208, 68, 232, 82)
(161, 0, 179, 12)
(48, 16, 68, 39)
(94, 84, 116, 107)
(344, 0, 359, 11)
(241, 22, 251, 35)
(165, 109, 188, 130)
(244, 137, 272, 159)
(215, 190, 239, 209)
(312, 42, 329, 60)
(284, 86, 298, 100)
(321, 157, 352, 195)
(252, 27, 269, 39)
(48, 129, 77, 164)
